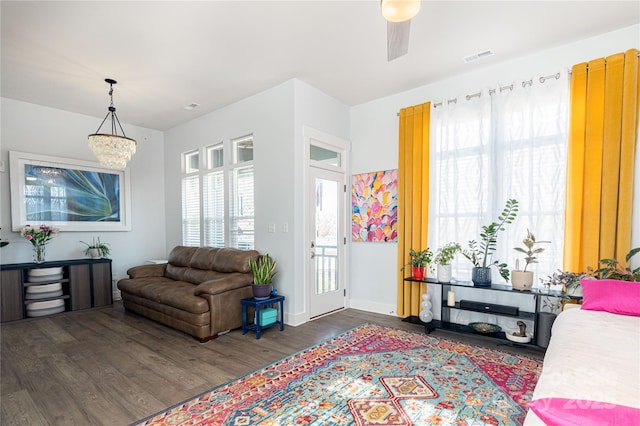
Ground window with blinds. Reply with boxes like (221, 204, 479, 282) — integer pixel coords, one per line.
(181, 137, 254, 249)
(181, 174, 200, 247)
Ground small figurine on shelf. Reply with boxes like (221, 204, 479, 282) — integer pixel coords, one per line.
(514, 321, 527, 337)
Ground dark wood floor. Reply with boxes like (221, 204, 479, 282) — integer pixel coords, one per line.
(1, 302, 543, 425)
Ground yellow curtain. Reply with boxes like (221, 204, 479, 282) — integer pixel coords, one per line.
(564, 49, 639, 272)
(397, 102, 430, 317)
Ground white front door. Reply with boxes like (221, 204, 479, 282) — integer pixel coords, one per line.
(308, 167, 346, 318)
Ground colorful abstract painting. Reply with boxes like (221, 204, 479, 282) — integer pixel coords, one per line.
(352, 169, 398, 242)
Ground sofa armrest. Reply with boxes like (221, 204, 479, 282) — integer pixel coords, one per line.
(127, 263, 167, 278)
(195, 274, 252, 296)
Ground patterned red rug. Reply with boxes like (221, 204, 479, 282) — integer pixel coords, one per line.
(134, 324, 542, 426)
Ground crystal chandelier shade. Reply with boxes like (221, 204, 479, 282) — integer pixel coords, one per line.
(88, 79, 137, 169)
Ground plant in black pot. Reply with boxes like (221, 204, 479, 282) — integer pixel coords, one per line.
(250, 254, 277, 300)
(462, 199, 519, 287)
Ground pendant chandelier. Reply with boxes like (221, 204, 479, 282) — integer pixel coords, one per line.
(88, 78, 137, 169)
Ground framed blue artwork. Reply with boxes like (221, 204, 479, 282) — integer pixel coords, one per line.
(10, 151, 132, 231)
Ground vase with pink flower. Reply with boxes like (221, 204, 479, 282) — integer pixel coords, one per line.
(20, 224, 60, 263)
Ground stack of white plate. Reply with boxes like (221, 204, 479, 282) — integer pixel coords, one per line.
(25, 282, 63, 300)
(26, 299, 65, 317)
(27, 267, 64, 282)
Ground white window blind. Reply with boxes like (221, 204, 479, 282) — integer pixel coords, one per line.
(230, 165, 254, 250)
(204, 170, 225, 247)
(181, 136, 254, 249)
(182, 175, 201, 247)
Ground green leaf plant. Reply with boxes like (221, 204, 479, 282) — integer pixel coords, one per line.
(462, 198, 519, 282)
(594, 247, 640, 281)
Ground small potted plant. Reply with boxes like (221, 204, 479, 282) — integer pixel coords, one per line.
(594, 247, 640, 281)
(80, 237, 110, 259)
(434, 242, 461, 283)
(462, 199, 519, 286)
(511, 229, 549, 291)
(402, 248, 433, 280)
(249, 253, 277, 299)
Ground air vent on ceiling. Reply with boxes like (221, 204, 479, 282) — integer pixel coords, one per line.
(184, 103, 200, 111)
(463, 49, 495, 63)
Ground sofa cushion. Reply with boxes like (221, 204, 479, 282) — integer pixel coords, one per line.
(168, 246, 198, 267)
(183, 268, 228, 285)
(212, 247, 260, 273)
(118, 277, 208, 314)
(191, 247, 220, 270)
(165, 246, 199, 281)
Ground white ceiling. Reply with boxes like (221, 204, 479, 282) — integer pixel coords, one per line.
(2, 1, 638, 131)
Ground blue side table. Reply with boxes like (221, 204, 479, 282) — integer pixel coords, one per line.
(241, 295, 285, 339)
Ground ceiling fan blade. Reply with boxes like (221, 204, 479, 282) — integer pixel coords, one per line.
(387, 20, 411, 61)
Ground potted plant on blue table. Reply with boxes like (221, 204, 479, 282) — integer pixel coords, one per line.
(250, 254, 277, 299)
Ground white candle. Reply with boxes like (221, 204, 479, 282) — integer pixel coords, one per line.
(447, 291, 455, 307)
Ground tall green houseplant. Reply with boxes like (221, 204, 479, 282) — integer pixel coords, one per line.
(463, 199, 519, 286)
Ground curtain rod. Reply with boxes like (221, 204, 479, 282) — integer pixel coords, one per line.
(417, 71, 562, 110)
(398, 51, 640, 115)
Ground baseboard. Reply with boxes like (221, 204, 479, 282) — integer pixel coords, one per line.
(348, 298, 398, 317)
(283, 310, 307, 327)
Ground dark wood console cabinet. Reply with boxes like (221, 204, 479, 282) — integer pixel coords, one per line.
(1, 258, 112, 322)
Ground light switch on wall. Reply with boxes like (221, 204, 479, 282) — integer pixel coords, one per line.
(282, 222, 288, 233)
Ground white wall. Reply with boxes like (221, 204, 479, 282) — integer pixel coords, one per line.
(163, 79, 350, 324)
(0, 98, 166, 287)
(292, 80, 350, 324)
(349, 25, 640, 316)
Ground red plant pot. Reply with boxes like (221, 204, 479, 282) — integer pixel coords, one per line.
(412, 266, 426, 280)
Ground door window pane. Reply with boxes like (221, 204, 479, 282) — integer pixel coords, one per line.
(310, 145, 341, 167)
(315, 178, 338, 294)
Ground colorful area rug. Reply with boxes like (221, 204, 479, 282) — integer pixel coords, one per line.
(135, 324, 542, 426)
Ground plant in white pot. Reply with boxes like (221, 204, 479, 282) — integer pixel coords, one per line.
(511, 229, 549, 291)
(80, 237, 110, 259)
(462, 199, 519, 287)
(434, 242, 461, 283)
(249, 254, 277, 299)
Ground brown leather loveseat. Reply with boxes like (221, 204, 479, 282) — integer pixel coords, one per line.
(117, 246, 259, 341)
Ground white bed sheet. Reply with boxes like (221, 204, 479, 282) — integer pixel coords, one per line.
(524, 308, 640, 425)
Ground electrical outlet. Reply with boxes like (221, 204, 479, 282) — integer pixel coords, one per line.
(0, 161, 5, 173)
(282, 222, 289, 233)
(268, 223, 276, 233)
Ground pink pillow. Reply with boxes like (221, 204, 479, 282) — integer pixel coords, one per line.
(580, 279, 640, 316)
(529, 398, 640, 426)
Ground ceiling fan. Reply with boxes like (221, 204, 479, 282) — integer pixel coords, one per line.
(381, 0, 421, 61)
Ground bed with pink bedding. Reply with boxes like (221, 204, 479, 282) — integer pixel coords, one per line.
(524, 305, 640, 425)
